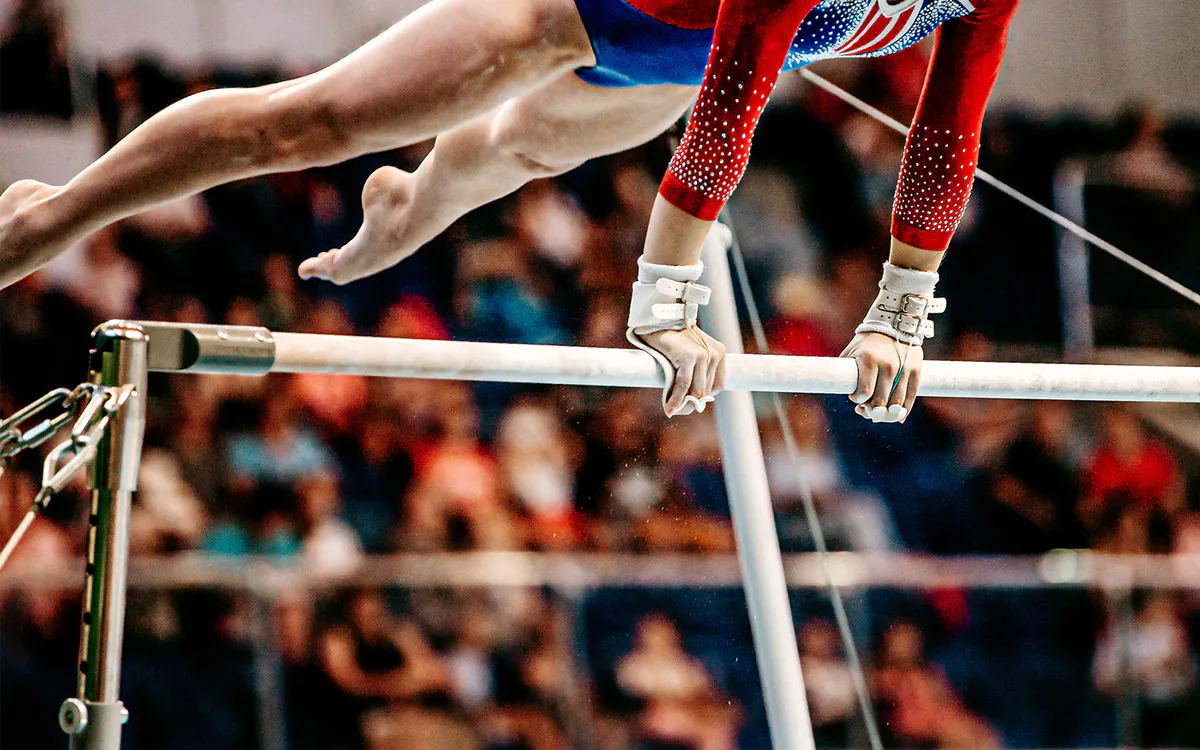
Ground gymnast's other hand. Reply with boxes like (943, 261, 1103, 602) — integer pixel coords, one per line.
(840, 331, 922, 424)
(638, 327, 727, 418)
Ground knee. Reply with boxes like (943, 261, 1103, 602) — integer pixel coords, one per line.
(488, 104, 581, 178)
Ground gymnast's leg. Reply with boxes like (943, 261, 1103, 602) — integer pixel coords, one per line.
(0, 0, 596, 288)
(300, 73, 699, 284)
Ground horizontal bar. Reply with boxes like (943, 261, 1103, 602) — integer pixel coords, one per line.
(272, 333, 1200, 402)
(3, 552, 1199, 591)
(123, 321, 1200, 402)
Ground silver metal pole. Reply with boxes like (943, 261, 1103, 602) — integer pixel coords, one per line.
(248, 577, 288, 750)
(700, 228, 816, 750)
(1111, 587, 1141, 746)
(1053, 161, 1095, 359)
(60, 322, 149, 750)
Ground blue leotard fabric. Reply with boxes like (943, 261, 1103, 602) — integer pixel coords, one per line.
(572, 0, 974, 88)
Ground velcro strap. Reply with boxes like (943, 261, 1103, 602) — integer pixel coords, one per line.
(858, 288, 944, 346)
(629, 277, 713, 334)
(651, 302, 702, 323)
(655, 278, 712, 305)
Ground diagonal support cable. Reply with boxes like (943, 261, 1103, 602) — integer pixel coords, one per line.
(798, 69, 1200, 309)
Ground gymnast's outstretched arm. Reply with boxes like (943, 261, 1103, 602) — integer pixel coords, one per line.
(841, 0, 1021, 424)
(0, 0, 595, 289)
(633, 0, 1022, 420)
(627, 0, 822, 417)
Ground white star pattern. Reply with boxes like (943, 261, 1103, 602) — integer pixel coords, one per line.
(893, 123, 980, 234)
(665, 0, 978, 219)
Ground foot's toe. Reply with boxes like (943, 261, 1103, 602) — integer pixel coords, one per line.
(298, 249, 340, 282)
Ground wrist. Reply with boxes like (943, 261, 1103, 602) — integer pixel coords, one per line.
(628, 256, 710, 335)
(856, 263, 945, 347)
(888, 236, 946, 272)
(642, 194, 713, 267)
(638, 257, 703, 285)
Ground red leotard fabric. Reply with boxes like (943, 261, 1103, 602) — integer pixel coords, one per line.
(626, 0, 721, 29)
(890, 0, 1020, 251)
(654, 0, 1021, 251)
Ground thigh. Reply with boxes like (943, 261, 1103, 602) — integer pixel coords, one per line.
(495, 73, 699, 163)
(286, 0, 597, 151)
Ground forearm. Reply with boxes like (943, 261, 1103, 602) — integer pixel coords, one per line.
(642, 194, 716, 266)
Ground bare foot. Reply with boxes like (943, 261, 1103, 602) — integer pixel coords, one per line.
(298, 166, 417, 285)
(0, 180, 62, 289)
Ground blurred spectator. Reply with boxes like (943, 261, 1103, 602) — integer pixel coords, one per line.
(1094, 592, 1196, 746)
(201, 482, 303, 559)
(457, 238, 571, 346)
(798, 618, 858, 748)
(873, 621, 999, 749)
(225, 389, 339, 490)
(496, 395, 582, 549)
(376, 294, 450, 341)
(0, 271, 95, 403)
(1104, 104, 1195, 198)
(0, 0, 72, 117)
(338, 405, 415, 554)
(299, 473, 364, 575)
(1081, 407, 1184, 535)
(319, 589, 456, 750)
(976, 401, 1087, 553)
(405, 383, 520, 551)
(261, 253, 305, 331)
(445, 597, 501, 712)
(132, 446, 209, 553)
(617, 614, 714, 703)
(49, 228, 142, 319)
(159, 382, 227, 507)
(512, 179, 589, 270)
(765, 396, 897, 552)
(767, 275, 839, 357)
(617, 613, 739, 750)
(576, 389, 662, 539)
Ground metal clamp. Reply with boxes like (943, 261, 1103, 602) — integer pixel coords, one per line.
(33, 386, 135, 509)
(0, 384, 136, 572)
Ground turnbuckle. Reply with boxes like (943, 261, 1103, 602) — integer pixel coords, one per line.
(33, 385, 135, 509)
(0, 388, 80, 461)
(0, 384, 135, 572)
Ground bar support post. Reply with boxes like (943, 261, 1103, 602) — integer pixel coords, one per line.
(61, 321, 149, 750)
(1054, 161, 1095, 359)
(701, 228, 816, 750)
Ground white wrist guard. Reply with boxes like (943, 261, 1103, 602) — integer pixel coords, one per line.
(856, 263, 947, 346)
(627, 257, 714, 414)
(627, 258, 711, 334)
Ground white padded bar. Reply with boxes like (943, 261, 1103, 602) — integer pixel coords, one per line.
(269, 333, 1200, 403)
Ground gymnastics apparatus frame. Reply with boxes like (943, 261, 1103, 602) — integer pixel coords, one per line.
(43, 227, 1200, 750)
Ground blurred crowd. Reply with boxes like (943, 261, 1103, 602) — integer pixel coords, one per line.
(4, 2, 1200, 748)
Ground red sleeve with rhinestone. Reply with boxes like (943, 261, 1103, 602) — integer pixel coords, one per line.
(659, 0, 821, 221)
(891, 0, 1020, 251)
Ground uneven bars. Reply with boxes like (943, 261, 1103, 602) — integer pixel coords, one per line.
(121, 321, 1200, 403)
